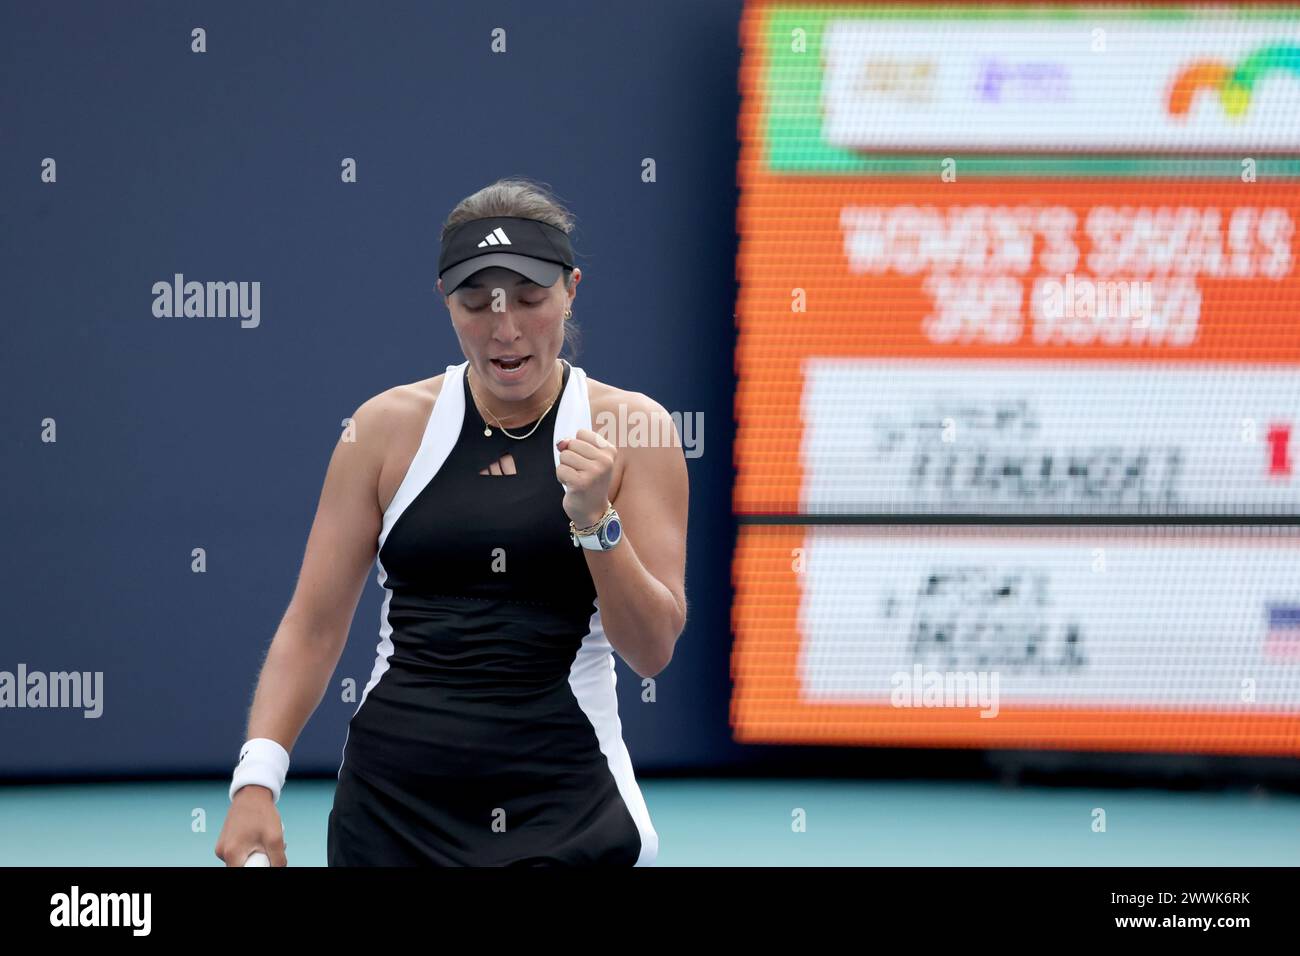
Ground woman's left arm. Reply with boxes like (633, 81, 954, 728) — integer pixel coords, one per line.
(556, 394, 689, 678)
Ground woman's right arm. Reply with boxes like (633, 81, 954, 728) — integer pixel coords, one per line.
(215, 393, 393, 866)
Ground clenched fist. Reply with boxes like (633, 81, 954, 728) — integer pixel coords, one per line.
(556, 428, 616, 528)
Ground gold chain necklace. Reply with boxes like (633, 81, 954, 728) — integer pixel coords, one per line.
(467, 359, 566, 439)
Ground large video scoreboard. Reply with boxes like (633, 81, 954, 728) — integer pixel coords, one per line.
(731, 2, 1300, 755)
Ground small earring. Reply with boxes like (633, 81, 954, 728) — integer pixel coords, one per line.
(564, 309, 572, 318)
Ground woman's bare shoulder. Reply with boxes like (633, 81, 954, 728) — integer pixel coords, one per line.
(585, 374, 670, 427)
(356, 373, 444, 433)
(353, 374, 445, 513)
(586, 375, 636, 416)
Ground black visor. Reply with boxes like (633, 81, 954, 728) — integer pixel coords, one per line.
(438, 216, 575, 295)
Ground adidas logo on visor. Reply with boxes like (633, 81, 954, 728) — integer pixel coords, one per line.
(477, 227, 512, 247)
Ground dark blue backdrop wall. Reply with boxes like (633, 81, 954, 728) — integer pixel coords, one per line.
(1, 0, 745, 778)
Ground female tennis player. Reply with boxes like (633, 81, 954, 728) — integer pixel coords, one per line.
(214, 178, 688, 866)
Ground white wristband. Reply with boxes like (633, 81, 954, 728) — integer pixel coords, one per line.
(229, 737, 290, 804)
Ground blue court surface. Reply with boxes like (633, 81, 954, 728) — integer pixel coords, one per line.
(3, 778, 1297, 866)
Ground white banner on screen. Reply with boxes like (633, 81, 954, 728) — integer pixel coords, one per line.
(820, 19, 1300, 151)
(796, 528, 1300, 707)
(801, 358, 1300, 514)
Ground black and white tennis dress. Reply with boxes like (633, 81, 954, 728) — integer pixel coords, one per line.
(327, 358, 658, 866)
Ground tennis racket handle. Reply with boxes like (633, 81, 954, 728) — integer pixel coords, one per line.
(243, 850, 271, 867)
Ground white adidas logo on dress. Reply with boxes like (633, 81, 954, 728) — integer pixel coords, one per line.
(477, 227, 512, 247)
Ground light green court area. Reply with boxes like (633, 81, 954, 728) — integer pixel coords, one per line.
(2, 778, 1297, 866)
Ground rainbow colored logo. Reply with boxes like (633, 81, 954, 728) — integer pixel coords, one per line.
(1168, 44, 1300, 118)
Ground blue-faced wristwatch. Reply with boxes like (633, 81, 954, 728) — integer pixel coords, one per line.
(570, 503, 622, 551)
